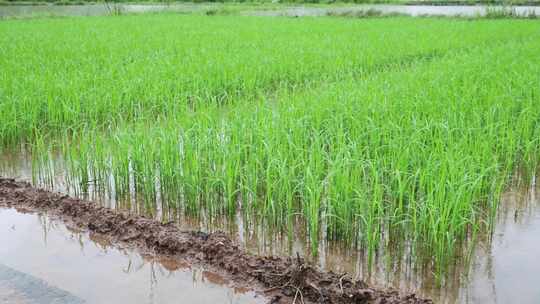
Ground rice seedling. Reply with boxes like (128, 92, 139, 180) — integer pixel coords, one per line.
(1, 14, 539, 280)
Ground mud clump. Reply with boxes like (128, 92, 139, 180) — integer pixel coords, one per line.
(0, 178, 432, 304)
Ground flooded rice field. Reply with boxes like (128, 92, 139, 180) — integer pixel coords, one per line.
(1, 151, 540, 303)
(0, 208, 265, 304)
(0, 177, 430, 304)
(2, 8, 540, 303)
(251, 4, 540, 17)
(1, 3, 539, 18)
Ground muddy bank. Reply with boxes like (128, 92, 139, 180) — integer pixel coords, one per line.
(0, 178, 431, 304)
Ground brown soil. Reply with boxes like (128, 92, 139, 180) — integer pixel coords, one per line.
(0, 178, 432, 304)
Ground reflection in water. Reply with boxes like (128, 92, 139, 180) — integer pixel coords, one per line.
(2, 149, 540, 303)
(0, 209, 265, 304)
(1, 3, 540, 19)
(252, 5, 540, 17)
(0, 3, 215, 18)
(461, 181, 540, 304)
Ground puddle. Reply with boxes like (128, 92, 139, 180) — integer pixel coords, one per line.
(2, 150, 540, 303)
(0, 208, 265, 304)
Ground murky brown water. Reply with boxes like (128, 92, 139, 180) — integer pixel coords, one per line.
(1, 150, 540, 303)
(0, 208, 265, 304)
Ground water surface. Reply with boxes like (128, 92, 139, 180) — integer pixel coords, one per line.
(0, 3, 214, 18)
(252, 4, 540, 17)
(0, 208, 265, 304)
(1, 3, 539, 18)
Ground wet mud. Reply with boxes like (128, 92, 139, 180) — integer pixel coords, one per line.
(0, 178, 431, 304)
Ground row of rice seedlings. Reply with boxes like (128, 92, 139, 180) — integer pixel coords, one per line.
(2, 15, 539, 146)
(35, 33, 540, 281)
(2, 16, 540, 280)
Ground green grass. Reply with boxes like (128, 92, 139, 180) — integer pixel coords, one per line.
(1, 14, 540, 279)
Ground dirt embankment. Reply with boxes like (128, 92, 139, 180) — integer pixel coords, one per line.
(0, 178, 432, 304)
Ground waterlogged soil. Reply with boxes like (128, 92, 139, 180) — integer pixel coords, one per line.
(0, 178, 431, 304)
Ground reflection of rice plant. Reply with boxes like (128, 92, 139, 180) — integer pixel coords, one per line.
(520, 9, 538, 19)
(485, 6, 517, 18)
(485, 6, 538, 18)
(204, 8, 234, 16)
(326, 8, 405, 18)
(104, 0, 123, 16)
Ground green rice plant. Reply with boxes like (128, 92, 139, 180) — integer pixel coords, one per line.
(1, 15, 540, 280)
(2, 15, 538, 145)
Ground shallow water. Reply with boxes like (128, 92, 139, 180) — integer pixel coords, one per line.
(463, 187, 540, 304)
(0, 208, 265, 304)
(1, 3, 539, 18)
(0, 3, 214, 18)
(1, 151, 540, 303)
(252, 4, 540, 17)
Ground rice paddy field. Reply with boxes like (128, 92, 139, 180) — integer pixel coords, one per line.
(1, 10, 540, 302)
